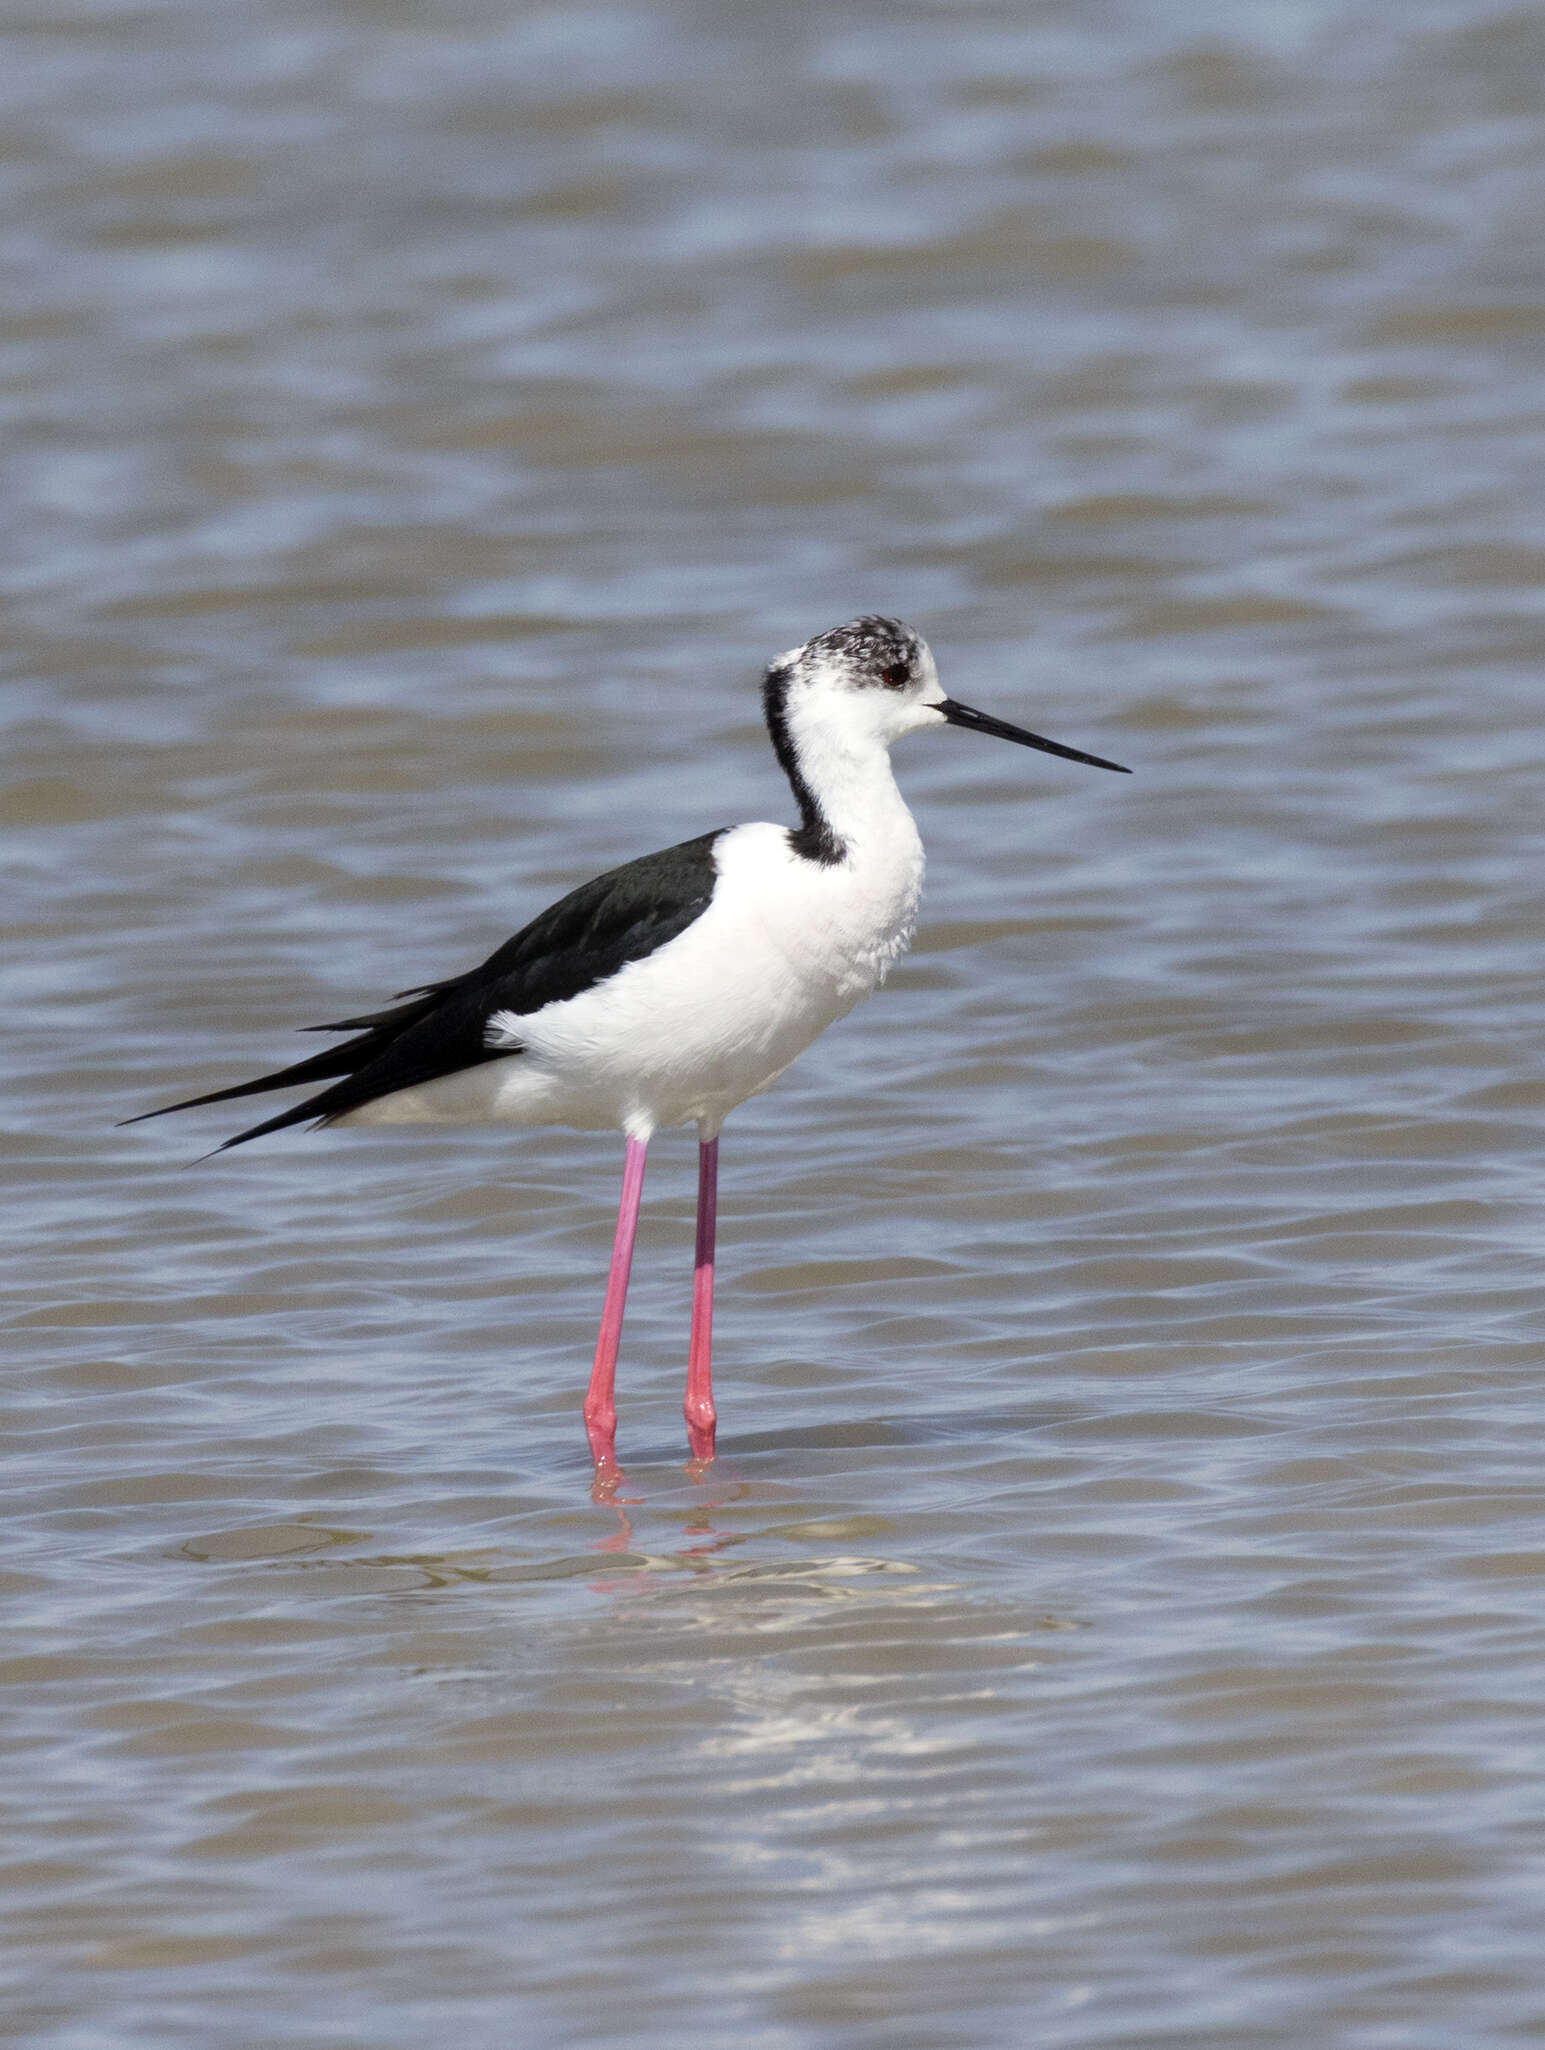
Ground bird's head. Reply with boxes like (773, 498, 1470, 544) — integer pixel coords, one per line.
(763, 614, 1129, 772)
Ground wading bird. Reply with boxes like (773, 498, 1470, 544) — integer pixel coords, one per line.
(132, 617, 1127, 1478)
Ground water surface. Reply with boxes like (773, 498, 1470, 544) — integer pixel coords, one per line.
(7, 2, 1545, 2044)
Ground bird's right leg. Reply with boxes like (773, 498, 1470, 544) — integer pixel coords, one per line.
(584, 1133, 649, 1480)
(683, 1128, 719, 1469)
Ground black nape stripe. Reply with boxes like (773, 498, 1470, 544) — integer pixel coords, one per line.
(760, 662, 846, 866)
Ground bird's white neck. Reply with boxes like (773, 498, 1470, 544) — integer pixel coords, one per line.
(766, 682, 920, 869)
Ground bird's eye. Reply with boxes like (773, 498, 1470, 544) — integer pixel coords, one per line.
(881, 661, 911, 690)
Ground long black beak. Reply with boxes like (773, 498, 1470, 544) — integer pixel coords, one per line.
(937, 697, 1129, 774)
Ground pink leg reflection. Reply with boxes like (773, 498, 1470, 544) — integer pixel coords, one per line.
(584, 1133, 649, 1481)
(684, 1130, 719, 1468)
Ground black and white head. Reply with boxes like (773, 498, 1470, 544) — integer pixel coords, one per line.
(763, 613, 1129, 770)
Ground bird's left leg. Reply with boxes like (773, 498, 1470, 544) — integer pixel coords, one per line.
(684, 1124, 719, 1467)
(585, 1132, 649, 1480)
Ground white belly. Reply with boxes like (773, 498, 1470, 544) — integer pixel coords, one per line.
(340, 818, 924, 1139)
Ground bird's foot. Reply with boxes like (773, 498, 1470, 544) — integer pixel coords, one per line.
(590, 1458, 630, 1505)
(684, 1406, 717, 1471)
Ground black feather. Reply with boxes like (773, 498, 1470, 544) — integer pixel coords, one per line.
(130, 829, 727, 1150)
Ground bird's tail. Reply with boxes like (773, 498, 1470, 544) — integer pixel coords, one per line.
(122, 985, 449, 1152)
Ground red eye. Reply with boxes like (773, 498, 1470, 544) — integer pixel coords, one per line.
(882, 662, 911, 689)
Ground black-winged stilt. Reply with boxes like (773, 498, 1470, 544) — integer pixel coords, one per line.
(131, 617, 1127, 1479)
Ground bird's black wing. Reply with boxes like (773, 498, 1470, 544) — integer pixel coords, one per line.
(128, 829, 727, 1151)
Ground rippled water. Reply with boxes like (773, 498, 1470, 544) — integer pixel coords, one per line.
(8, 1, 1545, 2044)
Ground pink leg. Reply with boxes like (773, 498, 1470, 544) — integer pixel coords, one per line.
(584, 1134, 649, 1476)
(684, 1132, 719, 1466)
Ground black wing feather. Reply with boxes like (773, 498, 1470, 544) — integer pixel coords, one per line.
(129, 829, 726, 1151)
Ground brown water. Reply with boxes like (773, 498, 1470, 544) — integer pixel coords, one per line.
(8, 2, 1545, 2044)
